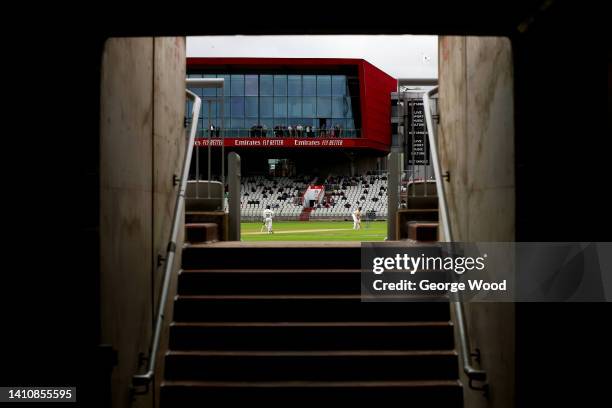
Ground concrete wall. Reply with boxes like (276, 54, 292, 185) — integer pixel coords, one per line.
(438, 36, 515, 408)
(100, 37, 185, 408)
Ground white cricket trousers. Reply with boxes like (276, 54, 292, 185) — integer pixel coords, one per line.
(265, 218, 273, 233)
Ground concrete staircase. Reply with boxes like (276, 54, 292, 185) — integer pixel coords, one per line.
(184, 223, 219, 244)
(160, 244, 463, 406)
(403, 182, 440, 241)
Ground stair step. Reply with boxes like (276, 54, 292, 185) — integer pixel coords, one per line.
(405, 195, 439, 210)
(177, 269, 360, 295)
(161, 380, 463, 405)
(173, 295, 450, 322)
(169, 321, 454, 351)
(177, 269, 451, 295)
(164, 350, 458, 381)
(182, 246, 363, 269)
(185, 223, 219, 243)
(407, 221, 439, 242)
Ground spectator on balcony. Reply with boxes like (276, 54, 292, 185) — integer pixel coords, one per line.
(288, 125, 293, 137)
(319, 123, 327, 137)
(262, 124, 268, 137)
(296, 124, 304, 137)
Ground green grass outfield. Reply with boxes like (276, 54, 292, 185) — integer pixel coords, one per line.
(241, 220, 387, 241)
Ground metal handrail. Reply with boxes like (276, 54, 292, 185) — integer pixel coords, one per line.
(422, 87, 488, 393)
(131, 89, 202, 395)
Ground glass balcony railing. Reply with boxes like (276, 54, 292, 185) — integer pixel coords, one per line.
(194, 128, 362, 138)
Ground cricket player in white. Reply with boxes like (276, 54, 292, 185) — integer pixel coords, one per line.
(352, 207, 362, 230)
(262, 205, 274, 234)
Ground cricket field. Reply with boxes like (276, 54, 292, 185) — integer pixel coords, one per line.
(241, 220, 387, 241)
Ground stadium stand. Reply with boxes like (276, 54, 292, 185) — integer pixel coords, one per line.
(240, 173, 389, 221)
(311, 174, 388, 220)
(240, 176, 309, 220)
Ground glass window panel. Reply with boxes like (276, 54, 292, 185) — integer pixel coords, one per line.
(260, 97, 273, 117)
(245, 75, 258, 96)
(302, 118, 316, 128)
(260, 118, 273, 129)
(220, 118, 230, 130)
(317, 75, 331, 96)
(332, 75, 346, 96)
(246, 119, 259, 130)
(288, 97, 301, 117)
(317, 97, 332, 117)
(274, 75, 287, 95)
(332, 97, 346, 118)
(230, 117, 244, 129)
(346, 97, 355, 118)
(191, 74, 204, 97)
(217, 99, 230, 118)
(231, 75, 244, 96)
(219, 75, 231, 96)
(260, 75, 273, 96)
(189, 86, 202, 97)
(288, 75, 301, 96)
(274, 96, 287, 117)
(201, 100, 217, 119)
(245, 97, 258, 118)
(302, 97, 316, 117)
(302, 75, 316, 96)
(229, 118, 244, 137)
(230, 97, 244, 117)
(203, 74, 217, 96)
(273, 118, 287, 127)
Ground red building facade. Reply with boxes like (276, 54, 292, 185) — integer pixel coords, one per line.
(187, 58, 397, 153)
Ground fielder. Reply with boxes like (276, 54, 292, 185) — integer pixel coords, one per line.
(352, 206, 362, 230)
(262, 205, 274, 234)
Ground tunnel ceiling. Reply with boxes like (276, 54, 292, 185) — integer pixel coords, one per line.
(92, 1, 561, 38)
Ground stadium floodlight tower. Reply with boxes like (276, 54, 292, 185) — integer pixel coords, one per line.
(185, 77, 225, 194)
